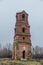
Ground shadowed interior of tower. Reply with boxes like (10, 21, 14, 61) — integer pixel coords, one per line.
(22, 14, 25, 21)
(22, 50, 25, 59)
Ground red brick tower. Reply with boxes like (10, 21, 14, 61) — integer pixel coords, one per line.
(12, 11, 32, 60)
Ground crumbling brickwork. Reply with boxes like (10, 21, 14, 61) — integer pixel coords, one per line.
(12, 11, 32, 60)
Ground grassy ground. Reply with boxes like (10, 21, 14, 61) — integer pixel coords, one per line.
(0, 59, 42, 65)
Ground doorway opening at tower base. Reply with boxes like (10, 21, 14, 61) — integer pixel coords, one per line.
(22, 50, 25, 59)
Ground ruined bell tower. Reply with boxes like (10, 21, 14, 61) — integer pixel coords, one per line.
(12, 11, 32, 60)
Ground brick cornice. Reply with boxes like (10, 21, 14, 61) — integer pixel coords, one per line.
(15, 32, 31, 37)
(14, 40, 32, 45)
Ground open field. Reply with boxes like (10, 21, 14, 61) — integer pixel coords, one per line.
(0, 59, 43, 65)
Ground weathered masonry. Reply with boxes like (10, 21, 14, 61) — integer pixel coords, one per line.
(12, 11, 32, 60)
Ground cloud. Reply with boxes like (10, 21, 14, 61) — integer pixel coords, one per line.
(0, 0, 3, 2)
(41, 0, 43, 1)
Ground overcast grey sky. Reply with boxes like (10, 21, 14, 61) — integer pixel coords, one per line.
(0, 0, 43, 47)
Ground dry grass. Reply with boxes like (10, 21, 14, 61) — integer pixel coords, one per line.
(0, 59, 42, 65)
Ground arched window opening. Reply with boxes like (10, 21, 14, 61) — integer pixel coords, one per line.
(22, 28, 25, 32)
(22, 14, 25, 21)
(23, 37, 25, 40)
